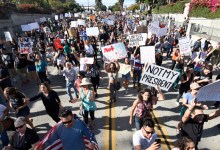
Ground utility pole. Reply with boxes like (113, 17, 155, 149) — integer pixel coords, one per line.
(88, 0, 89, 11)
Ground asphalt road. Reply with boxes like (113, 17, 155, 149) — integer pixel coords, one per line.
(1, 56, 220, 150)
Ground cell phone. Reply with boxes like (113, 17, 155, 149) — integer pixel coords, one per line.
(155, 139, 161, 144)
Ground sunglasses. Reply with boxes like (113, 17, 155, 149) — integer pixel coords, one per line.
(15, 124, 25, 129)
(62, 119, 72, 125)
(143, 127, 155, 135)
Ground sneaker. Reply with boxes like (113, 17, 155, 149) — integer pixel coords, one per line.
(175, 102, 180, 106)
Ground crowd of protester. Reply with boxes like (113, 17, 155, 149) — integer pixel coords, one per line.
(0, 10, 220, 150)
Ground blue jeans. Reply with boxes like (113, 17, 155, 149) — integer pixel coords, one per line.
(0, 130, 9, 146)
(134, 116, 144, 130)
(133, 70, 142, 86)
(66, 80, 78, 100)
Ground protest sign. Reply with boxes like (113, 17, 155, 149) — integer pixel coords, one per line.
(71, 21, 78, 28)
(80, 58, 94, 65)
(179, 37, 191, 54)
(65, 13, 69, 18)
(78, 19, 86, 26)
(86, 27, 99, 36)
(122, 12, 126, 16)
(140, 46, 155, 64)
(136, 25, 147, 33)
(128, 33, 147, 47)
(81, 14, 86, 18)
(196, 80, 220, 102)
(43, 27, 51, 33)
(107, 20, 114, 26)
(4, 32, 12, 42)
(19, 42, 33, 54)
(60, 14, 64, 19)
(151, 21, 160, 27)
(21, 25, 31, 31)
(148, 23, 160, 36)
(55, 15, 59, 20)
(140, 64, 180, 91)
(28, 22, 39, 30)
(74, 13, 79, 18)
(39, 17, 46, 23)
(119, 63, 131, 75)
(158, 27, 167, 37)
(101, 43, 127, 61)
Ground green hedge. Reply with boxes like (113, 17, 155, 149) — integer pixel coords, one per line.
(189, 6, 220, 19)
(153, 1, 186, 14)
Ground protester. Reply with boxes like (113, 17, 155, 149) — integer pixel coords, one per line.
(133, 118, 161, 150)
(0, 61, 12, 90)
(129, 88, 164, 130)
(122, 57, 131, 94)
(29, 83, 62, 122)
(173, 136, 195, 150)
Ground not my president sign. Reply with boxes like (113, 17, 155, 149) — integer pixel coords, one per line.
(140, 64, 180, 91)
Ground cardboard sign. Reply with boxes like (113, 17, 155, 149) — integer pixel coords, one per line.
(71, 21, 78, 28)
(128, 33, 147, 47)
(77, 19, 85, 26)
(4, 32, 12, 42)
(21, 25, 31, 31)
(119, 63, 131, 75)
(55, 15, 59, 20)
(101, 43, 127, 61)
(196, 80, 220, 102)
(140, 64, 180, 91)
(140, 46, 155, 64)
(148, 23, 160, 36)
(19, 42, 33, 54)
(80, 58, 94, 65)
(179, 37, 191, 54)
(86, 27, 99, 36)
(39, 17, 46, 23)
(28, 22, 39, 30)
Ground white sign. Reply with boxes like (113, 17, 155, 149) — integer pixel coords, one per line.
(80, 57, 94, 65)
(4, 32, 12, 41)
(101, 43, 127, 61)
(77, 19, 85, 26)
(140, 64, 180, 91)
(119, 63, 131, 75)
(122, 12, 126, 16)
(128, 33, 147, 47)
(71, 21, 78, 28)
(28, 22, 39, 30)
(86, 27, 99, 36)
(55, 15, 59, 20)
(21, 25, 31, 31)
(74, 13, 79, 18)
(60, 14, 64, 19)
(140, 46, 155, 64)
(39, 17, 46, 23)
(81, 14, 86, 18)
(179, 37, 191, 54)
(158, 27, 167, 37)
(65, 13, 69, 18)
(148, 23, 160, 36)
(107, 20, 114, 26)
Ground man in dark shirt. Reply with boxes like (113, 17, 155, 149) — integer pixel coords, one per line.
(181, 101, 220, 147)
(6, 117, 39, 150)
(0, 61, 11, 90)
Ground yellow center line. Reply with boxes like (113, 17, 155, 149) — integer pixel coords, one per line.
(152, 110, 174, 150)
(111, 101, 116, 150)
(104, 89, 110, 150)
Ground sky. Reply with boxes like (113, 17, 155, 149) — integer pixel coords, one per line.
(75, 0, 136, 7)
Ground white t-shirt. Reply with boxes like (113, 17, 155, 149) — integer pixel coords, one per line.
(84, 45, 94, 55)
(133, 130, 157, 150)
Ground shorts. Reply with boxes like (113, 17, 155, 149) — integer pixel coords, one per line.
(122, 73, 130, 80)
(27, 65, 36, 72)
(16, 106, 30, 117)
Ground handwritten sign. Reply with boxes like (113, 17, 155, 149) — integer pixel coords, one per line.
(158, 27, 167, 37)
(179, 37, 191, 54)
(128, 33, 147, 47)
(78, 19, 85, 26)
(119, 63, 131, 75)
(80, 58, 94, 65)
(148, 23, 160, 36)
(101, 43, 127, 61)
(140, 46, 155, 64)
(140, 64, 180, 91)
(71, 21, 78, 28)
(86, 27, 99, 36)
(4, 32, 12, 42)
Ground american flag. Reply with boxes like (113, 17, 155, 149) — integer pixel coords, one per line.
(36, 115, 99, 150)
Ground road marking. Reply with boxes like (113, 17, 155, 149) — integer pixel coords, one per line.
(152, 110, 173, 150)
(104, 89, 116, 150)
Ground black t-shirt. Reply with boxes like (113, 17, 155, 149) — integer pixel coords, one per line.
(9, 92, 25, 109)
(10, 127, 39, 150)
(182, 114, 208, 145)
(14, 55, 27, 69)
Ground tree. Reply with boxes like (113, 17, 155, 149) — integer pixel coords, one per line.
(118, 0, 124, 10)
(95, 0, 106, 11)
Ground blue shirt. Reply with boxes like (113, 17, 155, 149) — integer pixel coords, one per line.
(183, 92, 194, 104)
(46, 115, 97, 150)
(80, 31, 87, 41)
(35, 61, 47, 72)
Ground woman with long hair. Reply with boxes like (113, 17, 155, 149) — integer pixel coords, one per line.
(173, 136, 195, 150)
(8, 87, 34, 129)
(129, 88, 164, 130)
(29, 83, 62, 122)
(173, 54, 185, 89)
(35, 53, 51, 84)
(104, 61, 120, 102)
(122, 57, 131, 94)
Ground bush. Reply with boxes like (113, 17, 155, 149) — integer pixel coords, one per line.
(153, 0, 188, 14)
(127, 4, 139, 12)
(189, 5, 220, 19)
(16, 4, 52, 14)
